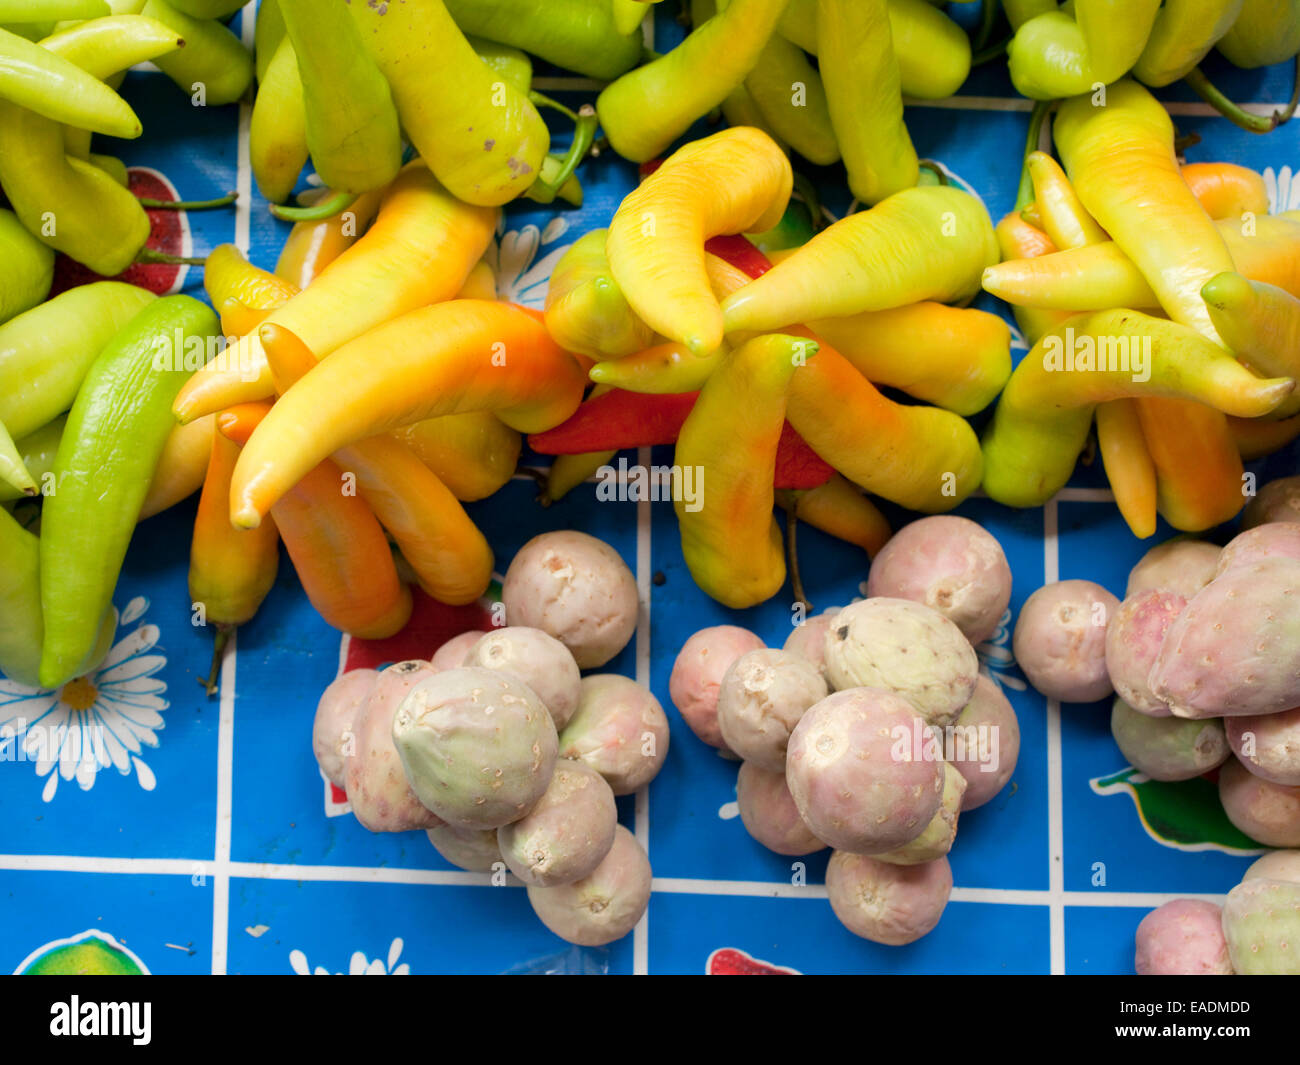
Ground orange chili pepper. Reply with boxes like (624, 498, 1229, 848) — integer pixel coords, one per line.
(259, 323, 493, 606)
(777, 473, 892, 559)
(1181, 161, 1270, 222)
(273, 187, 384, 289)
(189, 426, 280, 693)
(138, 414, 216, 521)
(218, 401, 412, 639)
(1229, 413, 1300, 461)
(1095, 399, 1158, 539)
(391, 413, 521, 503)
(229, 300, 585, 527)
(1134, 398, 1246, 532)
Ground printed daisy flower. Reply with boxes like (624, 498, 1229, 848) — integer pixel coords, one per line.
(486, 216, 574, 308)
(290, 938, 409, 975)
(0, 597, 168, 802)
(1263, 165, 1300, 214)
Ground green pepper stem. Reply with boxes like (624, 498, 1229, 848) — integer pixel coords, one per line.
(1184, 66, 1279, 134)
(139, 191, 239, 211)
(791, 171, 824, 231)
(201, 625, 232, 697)
(136, 248, 208, 266)
(1016, 99, 1053, 211)
(526, 104, 597, 207)
(973, 0, 1001, 52)
(918, 159, 950, 187)
(973, 35, 1011, 67)
(1277, 53, 1300, 127)
(528, 89, 579, 123)
(270, 189, 360, 222)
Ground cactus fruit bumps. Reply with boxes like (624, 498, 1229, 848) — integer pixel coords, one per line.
(1134, 899, 1233, 976)
(716, 649, 828, 772)
(526, 825, 651, 946)
(391, 667, 558, 829)
(1221, 877, 1300, 975)
(497, 759, 618, 887)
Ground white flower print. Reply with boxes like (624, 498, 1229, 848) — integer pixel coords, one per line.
(290, 938, 410, 975)
(1263, 165, 1300, 214)
(976, 608, 1027, 693)
(0, 596, 168, 801)
(485, 216, 574, 308)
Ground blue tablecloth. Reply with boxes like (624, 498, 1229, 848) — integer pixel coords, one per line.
(2, 3, 1298, 975)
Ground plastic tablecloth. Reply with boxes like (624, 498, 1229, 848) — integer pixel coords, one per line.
(3, 4, 1299, 976)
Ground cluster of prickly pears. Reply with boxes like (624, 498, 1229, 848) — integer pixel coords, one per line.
(310, 531, 666, 948)
(669, 516, 1021, 947)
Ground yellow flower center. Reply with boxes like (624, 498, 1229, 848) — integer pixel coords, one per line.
(61, 676, 99, 712)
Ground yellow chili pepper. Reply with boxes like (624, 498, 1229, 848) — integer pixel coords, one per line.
(1026, 150, 1108, 251)
(260, 323, 493, 606)
(721, 185, 998, 334)
(1133, 0, 1245, 87)
(1095, 399, 1158, 539)
(205, 244, 299, 320)
(1007, 2, 1161, 99)
(455, 259, 497, 301)
(545, 229, 654, 362)
(139, 414, 215, 520)
(189, 424, 280, 693)
(676, 334, 815, 609)
(1229, 412, 1300, 460)
(174, 165, 498, 422)
(1203, 272, 1300, 418)
(984, 213, 1300, 309)
(606, 127, 792, 357)
(1054, 81, 1237, 345)
(787, 337, 984, 512)
(249, 36, 307, 206)
(228, 301, 585, 527)
(1181, 161, 1269, 221)
(980, 310, 1291, 508)
(543, 450, 617, 506)
(818, 0, 917, 206)
(389, 414, 521, 503)
(994, 210, 1074, 347)
(272, 187, 384, 289)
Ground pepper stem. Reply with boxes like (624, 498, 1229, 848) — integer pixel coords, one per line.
(139, 191, 239, 211)
(526, 104, 598, 207)
(136, 247, 208, 266)
(270, 189, 360, 222)
(973, 0, 1001, 52)
(973, 35, 1011, 67)
(1016, 99, 1053, 211)
(201, 625, 232, 697)
(918, 159, 950, 187)
(791, 170, 824, 231)
(1184, 66, 1280, 133)
(782, 498, 813, 616)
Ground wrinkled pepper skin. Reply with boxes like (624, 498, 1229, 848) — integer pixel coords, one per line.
(1204, 272, 1300, 418)
(675, 334, 814, 609)
(545, 230, 654, 362)
(607, 127, 792, 357)
(722, 185, 998, 334)
(980, 310, 1291, 509)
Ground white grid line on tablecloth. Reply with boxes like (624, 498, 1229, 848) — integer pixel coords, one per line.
(633, 446, 654, 975)
(1044, 500, 1066, 974)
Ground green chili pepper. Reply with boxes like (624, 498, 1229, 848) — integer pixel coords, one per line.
(0, 22, 57, 42)
(443, 0, 644, 81)
(0, 207, 54, 326)
(279, 0, 401, 196)
(89, 152, 129, 185)
(0, 415, 65, 504)
(349, 0, 549, 207)
(39, 295, 219, 689)
(598, 0, 788, 164)
(0, 417, 36, 497)
(0, 282, 156, 440)
(890, 0, 972, 99)
(1217, 0, 1300, 67)
(141, 0, 253, 106)
(0, 99, 150, 275)
(1008, 1, 1162, 99)
(819, 0, 918, 206)
(0, 24, 142, 136)
(468, 35, 532, 94)
(1133, 0, 1244, 87)
(741, 16, 839, 165)
(0, 0, 108, 18)
(1003, 0, 1058, 30)
(254, 0, 283, 83)
(165, 0, 245, 16)
(0, 505, 46, 687)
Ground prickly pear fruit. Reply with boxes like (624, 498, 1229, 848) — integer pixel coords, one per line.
(1243, 474, 1300, 528)
(782, 609, 840, 675)
(1222, 877, 1300, 975)
(1225, 706, 1300, 787)
(1126, 538, 1220, 599)
(1243, 850, 1300, 884)
(825, 851, 951, 945)
(785, 688, 944, 854)
(1134, 899, 1232, 975)
(670, 624, 765, 750)
(426, 824, 502, 873)
(865, 515, 1012, 645)
(1218, 757, 1300, 847)
(1150, 557, 1300, 719)
(464, 626, 582, 729)
(559, 674, 670, 795)
(497, 759, 617, 887)
(391, 667, 558, 830)
(1105, 589, 1186, 716)
(949, 674, 1019, 811)
(823, 598, 978, 726)
(716, 649, 828, 772)
(1110, 698, 1229, 782)
(735, 762, 826, 857)
(314, 668, 378, 789)
(875, 762, 966, 866)
(1217, 522, 1300, 576)
(526, 825, 651, 946)
(1013, 580, 1118, 704)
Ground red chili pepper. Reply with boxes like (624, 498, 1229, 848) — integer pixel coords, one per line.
(704, 234, 772, 280)
(528, 388, 833, 490)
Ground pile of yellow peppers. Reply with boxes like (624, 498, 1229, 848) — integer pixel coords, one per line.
(532, 126, 1012, 609)
(982, 79, 1300, 537)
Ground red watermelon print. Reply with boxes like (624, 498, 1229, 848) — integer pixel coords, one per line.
(706, 948, 800, 975)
